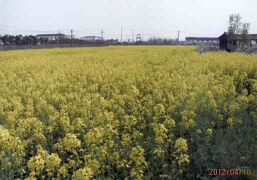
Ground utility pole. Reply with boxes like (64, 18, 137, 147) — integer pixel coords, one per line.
(57, 30, 60, 46)
(136, 34, 142, 43)
(120, 27, 123, 43)
(177, 30, 180, 44)
(101, 29, 104, 40)
(132, 30, 134, 43)
(142, 32, 143, 42)
(71, 29, 74, 47)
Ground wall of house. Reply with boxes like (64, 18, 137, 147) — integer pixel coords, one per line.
(37, 36, 63, 41)
(186, 39, 219, 45)
(251, 40, 257, 45)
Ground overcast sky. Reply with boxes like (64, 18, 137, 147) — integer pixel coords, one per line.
(0, 0, 256, 41)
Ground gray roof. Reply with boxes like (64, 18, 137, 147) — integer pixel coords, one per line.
(186, 37, 218, 41)
(37, 33, 65, 37)
(219, 32, 257, 40)
(84, 36, 102, 38)
(249, 34, 257, 39)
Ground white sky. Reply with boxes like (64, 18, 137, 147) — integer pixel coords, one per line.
(0, 0, 256, 41)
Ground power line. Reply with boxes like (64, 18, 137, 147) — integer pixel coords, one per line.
(0, 24, 179, 37)
(0, 24, 70, 33)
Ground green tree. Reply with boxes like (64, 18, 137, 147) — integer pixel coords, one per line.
(228, 14, 250, 50)
(241, 23, 250, 48)
(228, 13, 241, 50)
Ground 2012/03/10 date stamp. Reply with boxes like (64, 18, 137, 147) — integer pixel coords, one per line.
(209, 168, 251, 176)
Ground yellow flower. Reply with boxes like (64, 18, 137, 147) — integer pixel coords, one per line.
(178, 153, 190, 165)
(240, 156, 246, 162)
(58, 164, 68, 178)
(45, 153, 61, 172)
(205, 128, 213, 136)
(174, 138, 188, 154)
(130, 85, 140, 96)
(85, 159, 101, 173)
(71, 167, 93, 180)
(153, 148, 165, 158)
(27, 155, 45, 176)
(160, 174, 168, 178)
(152, 123, 168, 144)
(163, 118, 176, 128)
(188, 119, 196, 128)
(227, 118, 234, 128)
(129, 146, 146, 165)
(25, 176, 37, 180)
(1, 44, 256, 179)
(63, 133, 81, 152)
(154, 104, 166, 115)
(84, 127, 104, 146)
(196, 129, 202, 134)
(68, 160, 76, 168)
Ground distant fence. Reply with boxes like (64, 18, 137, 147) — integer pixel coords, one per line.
(0, 44, 108, 51)
(0, 43, 203, 51)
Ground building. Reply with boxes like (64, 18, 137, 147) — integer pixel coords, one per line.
(65, 35, 72, 39)
(219, 32, 257, 50)
(0, 35, 2, 45)
(249, 34, 257, 45)
(185, 37, 219, 45)
(36, 33, 66, 41)
(79, 36, 103, 42)
(0, 37, 3, 45)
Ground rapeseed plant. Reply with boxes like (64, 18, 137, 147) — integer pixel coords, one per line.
(0, 46, 256, 179)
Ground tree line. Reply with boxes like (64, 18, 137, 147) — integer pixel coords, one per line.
(0, 35, 106, 46)
(0, 35, 40, 45)
(0, 34, 180, 46)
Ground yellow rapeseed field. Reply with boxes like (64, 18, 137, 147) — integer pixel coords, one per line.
(0, 46, 256, 179)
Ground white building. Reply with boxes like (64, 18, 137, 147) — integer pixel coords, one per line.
(79, 36, 103, 42)
(36, 33, 65, 41)
(65, 35, 72, 39)
(249, 34, 257, 46)
(185, 37, 219, 45)
(251, 40, 257, 45)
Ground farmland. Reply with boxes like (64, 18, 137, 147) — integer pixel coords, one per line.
(0, 46, 256, 179)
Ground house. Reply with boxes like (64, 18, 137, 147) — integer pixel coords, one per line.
(79, 36, 103, 42)
(219, 32, 257, 50)
(65, 35, 72, 39)
(185, 37, 219, 45)
(0, 35, 3, 45)
(249, 34, 257, 45)
(36, 33, 66, 41)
